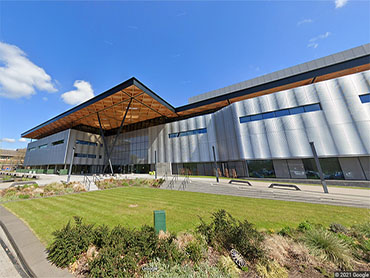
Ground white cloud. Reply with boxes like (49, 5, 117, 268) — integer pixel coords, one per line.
(42, 97, 48, 101)
(297, 19, 313, 26)
(335, 0, 348, 8)
(1, 138, 16, 143)
(307, 42, 319, 49)
(0, 42, 57, 99)
(61, 80, 94, 105)
(19, 138, 27, 142)
(307, 32, 331, 48)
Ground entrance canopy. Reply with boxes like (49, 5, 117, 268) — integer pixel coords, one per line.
(22, 78, 179, 139)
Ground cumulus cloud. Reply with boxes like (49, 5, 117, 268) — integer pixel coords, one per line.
(61, 80, 94, 105)
(307, 32, 331, 48)
(0, 42, 57, 99)
(335, 0, 348, 8)
(1, 138, 16, 143)
(19, 138, 27, 142)
(297, 19, 313, 26)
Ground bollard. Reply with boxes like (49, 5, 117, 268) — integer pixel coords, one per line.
(153, 210, 166, 234)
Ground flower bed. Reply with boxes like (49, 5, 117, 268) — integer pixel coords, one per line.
(0, 182, 86, 202)
(95, 178, 165, 190)
(46, 209, 370, 277)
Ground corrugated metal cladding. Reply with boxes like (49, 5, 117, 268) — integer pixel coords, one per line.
(146, 70, 370, 164)
(188, 43, 370, 104)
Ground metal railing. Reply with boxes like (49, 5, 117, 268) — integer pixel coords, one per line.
(167, 175, 178, 190)
(83, 175, 93, 191)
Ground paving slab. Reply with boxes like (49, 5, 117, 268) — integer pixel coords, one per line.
(161, 178, 370, 208)
(0, 206, 72, 278)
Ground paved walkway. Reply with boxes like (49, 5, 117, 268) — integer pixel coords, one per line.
(0, 206, 72, 278)
(161, 177, 370, 208)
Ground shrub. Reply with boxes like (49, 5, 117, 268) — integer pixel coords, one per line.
(349, 223, 370, 262)
(151, 179, 165, 188)
(278, 226, 294, 237)
(18, 194, 30, 199)
(185, 241, 204, 263)
(256, 260, 288, 278)
(351, 222, 370, 238)
(197, 209, 265, 262)
(142, 258, 230, 278)
(217, 255, 241, 277)
(297, 221, 313, 232)
(330, 223, 348, 234)
(47, 216, 95, 267)
(303, 228, 353, 269)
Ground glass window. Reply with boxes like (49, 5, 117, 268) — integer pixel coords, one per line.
(52, 139, 64, 146)
(38, 144, 48, 149)
(74, 153, 88, 158)
(87, 154, 96, 159)
(247, 160, 275, 178)
(76, 140, 97, 146)
(289, 106, 305, 115)
(304, 103, 321, 112)
(359, 93, 370, 103)
(274, 109, 290, 117)
(169, 128, 207, 138)
(197, 128, 207, 134)
(319, 158, 344, 180)
(302, 159, 320, 179)
(262, 112, 274, 119)
(303, 158, 344, 180)
(239, 116, 251, 123)
(250, 114, 263, 121)
(28, 147, 36, 152)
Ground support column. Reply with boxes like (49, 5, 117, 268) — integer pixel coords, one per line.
(97, 112, 114, 175)
(104, 98, 133, 173)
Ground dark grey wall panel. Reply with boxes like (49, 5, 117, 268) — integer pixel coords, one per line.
(287, 159, 307, 179)
(339, 157, 366, 180)
(273, 160, 290, 178)
(359, 157, 370, 180)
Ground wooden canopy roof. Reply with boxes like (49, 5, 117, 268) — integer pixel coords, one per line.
(22, 78, 178, 139)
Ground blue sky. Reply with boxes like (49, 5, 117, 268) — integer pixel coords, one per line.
(0, 0, 369, 149)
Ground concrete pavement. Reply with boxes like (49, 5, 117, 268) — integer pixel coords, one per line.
(0, 206, 72, 278)
(161, 177, 370, 208)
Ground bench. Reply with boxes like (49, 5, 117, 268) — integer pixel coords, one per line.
(229, 180, 252, 186)
(268, 183, 301, 191)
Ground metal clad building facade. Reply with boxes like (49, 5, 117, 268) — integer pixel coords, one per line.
(22, 45, 370, 180)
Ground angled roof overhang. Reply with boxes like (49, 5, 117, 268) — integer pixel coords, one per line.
(22, 78, 178, 139)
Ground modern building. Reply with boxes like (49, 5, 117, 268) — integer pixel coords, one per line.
(22, 44, 370, 180)
(0, 149, 26, 171)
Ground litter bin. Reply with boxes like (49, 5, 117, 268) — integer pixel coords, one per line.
(153, 210, 166, 234)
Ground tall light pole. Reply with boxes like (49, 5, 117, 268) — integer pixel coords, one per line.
(212, 146, 219, 183)
(309, 142, 329, 194)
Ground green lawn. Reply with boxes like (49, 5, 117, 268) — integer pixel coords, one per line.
(2, 187, 369, 246)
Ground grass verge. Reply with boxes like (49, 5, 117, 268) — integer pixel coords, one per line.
(2, 187, 369, 245)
